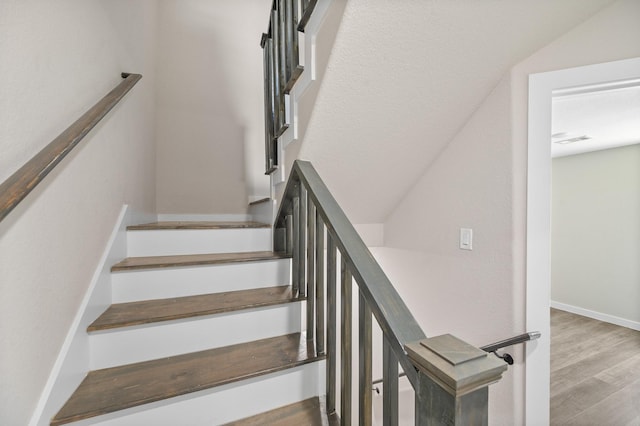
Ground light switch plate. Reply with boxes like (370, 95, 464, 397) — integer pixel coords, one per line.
(460, 228, 473, 250)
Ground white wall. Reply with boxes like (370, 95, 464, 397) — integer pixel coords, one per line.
(282, 0, 347, 179)
(383, 77, 522, 425)
(551, 144, 640, 325)
(0, 1, 157, 424)
(513, 1, 640, 423)
(155, 0, 271, 214)
(297, 0, 614, 225)
(381, 0, 640, 424)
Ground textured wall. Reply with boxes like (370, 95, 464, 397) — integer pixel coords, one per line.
(0, 1, 157, 424)
(512, 2, 640, 421)
(381, 0, 640, 424)
(298, 0, 614, 224)
(383, 77, 521, 425)
(154, 0, 271, 214)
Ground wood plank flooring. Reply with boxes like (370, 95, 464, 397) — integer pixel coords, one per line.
(111, 251, 290, 272)
(550, 308, 640, 425)
(51, 332, 322, 426)
(225, 397, 340, 426)
(88, 286, 300, 332)
(127, 221, 270, 230)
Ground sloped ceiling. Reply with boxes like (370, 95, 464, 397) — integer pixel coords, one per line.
(299, 0, 616, 223)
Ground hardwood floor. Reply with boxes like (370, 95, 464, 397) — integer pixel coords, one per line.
(550, 308, 640, 425)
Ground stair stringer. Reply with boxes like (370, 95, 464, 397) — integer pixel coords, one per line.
(29, 205, 156, 426)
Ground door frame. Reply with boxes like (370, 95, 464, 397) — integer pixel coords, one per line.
(526, 56, 640, 425)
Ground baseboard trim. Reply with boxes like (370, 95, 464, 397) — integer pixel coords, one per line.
(29, 205, 136, 426)
(551, 300, 640, 331)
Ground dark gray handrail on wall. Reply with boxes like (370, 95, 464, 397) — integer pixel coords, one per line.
(0, 73, 142, 223)
(275, 160, 508, 425)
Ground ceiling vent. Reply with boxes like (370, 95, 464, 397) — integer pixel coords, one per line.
(551, 133, 591, 145)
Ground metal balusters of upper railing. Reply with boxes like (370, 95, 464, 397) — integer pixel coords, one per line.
(274, 160, 513, 425)
(260, 0, 313, 175)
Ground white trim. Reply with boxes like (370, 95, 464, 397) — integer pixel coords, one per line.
(156, 213, 252, 222)
(248, 198, 275, 226)
(526, 57, 640, 426)
(551, 301, 640, 331)
(126, 228, 272, 257)
(270, 0, 335, 190)
(278, 0, 332, 151)
(29, 205, 134, 426)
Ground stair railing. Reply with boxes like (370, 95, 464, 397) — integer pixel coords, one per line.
(260, 0, 315, 174)
(274, 160, 509, 425)
(0, 73, 142, 223)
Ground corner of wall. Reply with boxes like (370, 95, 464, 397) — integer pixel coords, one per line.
(28, 205, 137, 426)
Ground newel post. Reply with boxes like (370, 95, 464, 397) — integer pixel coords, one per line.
(406, 334, 508, 425)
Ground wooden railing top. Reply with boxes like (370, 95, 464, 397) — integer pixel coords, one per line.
(275, 160, 428, 385)
(0, 73, 142, 223)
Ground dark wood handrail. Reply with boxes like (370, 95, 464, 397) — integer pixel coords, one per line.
(0, 73, 142, 223)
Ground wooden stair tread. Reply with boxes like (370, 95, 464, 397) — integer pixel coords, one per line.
(111, 251, 290, 272)
(88, 286, 301, 332)
(127, 221, 270, 230)
(51, 333, 322, 426)
(225, 397, 340, 426)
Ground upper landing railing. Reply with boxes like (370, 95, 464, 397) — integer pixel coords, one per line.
(260, 0, 316, 174)
(0, 73, 142, 223)
(275, 161, 517, 425)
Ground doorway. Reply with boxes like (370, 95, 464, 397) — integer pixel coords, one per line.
(526, 57, 640, 425)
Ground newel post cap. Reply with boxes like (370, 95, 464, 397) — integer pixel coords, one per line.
(405, 334, 507, 397)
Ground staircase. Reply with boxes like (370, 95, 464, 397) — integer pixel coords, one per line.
(51, 221, 330, 425)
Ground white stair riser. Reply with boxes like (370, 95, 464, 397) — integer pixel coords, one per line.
(89, 304, 303, 370)
(126, 228, 272, 257)
(111, 259, 291, 303)
(79, 362, 325, 426)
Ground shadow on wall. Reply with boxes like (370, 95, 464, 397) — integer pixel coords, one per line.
(155, 0, 252, 215)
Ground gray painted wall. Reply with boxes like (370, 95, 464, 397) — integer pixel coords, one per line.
(552, 144, 640, 325)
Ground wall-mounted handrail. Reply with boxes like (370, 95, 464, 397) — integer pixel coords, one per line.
(480, 331, 541, 354)
(274, 160, 508, 424)
(481, 331, 541, 365)
(0, 73, 141, 223)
